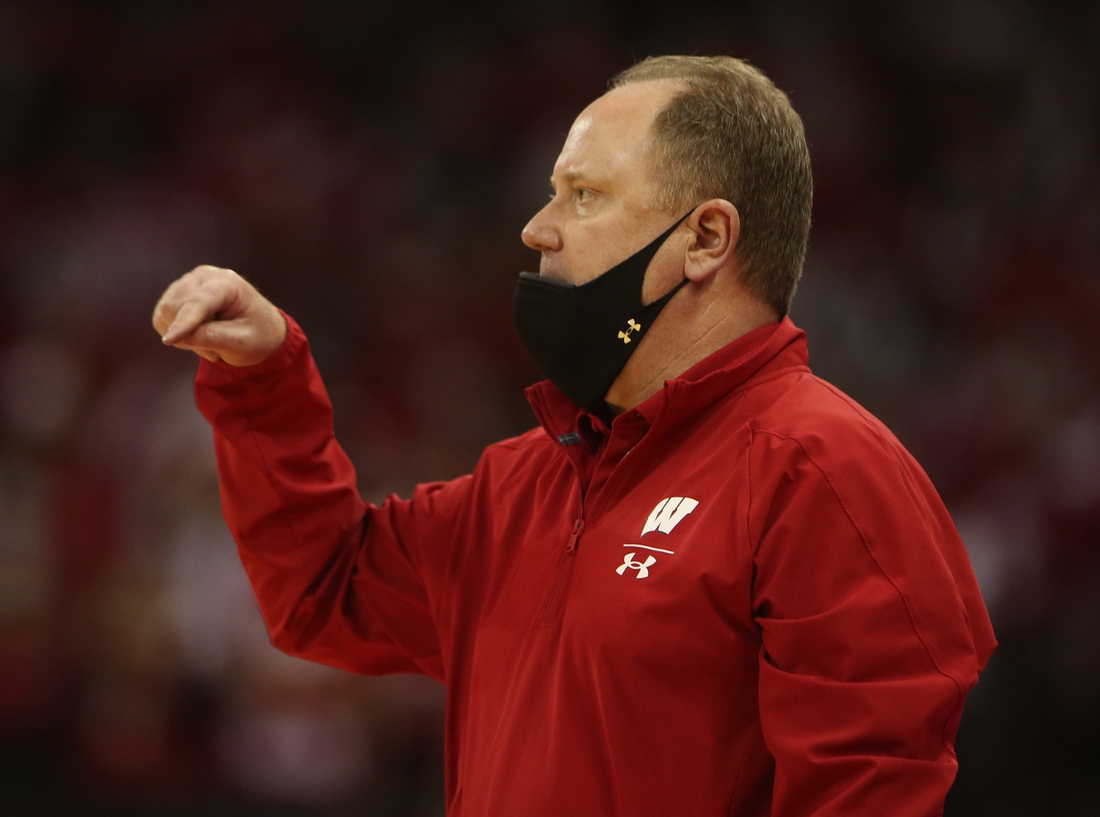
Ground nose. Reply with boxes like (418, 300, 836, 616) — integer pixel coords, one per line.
(521, 201, 562, 253)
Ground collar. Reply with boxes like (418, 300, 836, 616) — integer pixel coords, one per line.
(525, 316, 810, 447)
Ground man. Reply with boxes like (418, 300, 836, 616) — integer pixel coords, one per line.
(153, 56, 995, 816)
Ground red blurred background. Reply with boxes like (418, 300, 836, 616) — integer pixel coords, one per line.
(0, 1, 1097, 814)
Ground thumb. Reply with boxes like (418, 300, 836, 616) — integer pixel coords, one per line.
(161, 298, 218, 345)
(185, 317, 252, 352)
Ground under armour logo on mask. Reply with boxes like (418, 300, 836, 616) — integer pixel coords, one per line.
(617, 318, 642, 344)
(617, 552, 657, 579)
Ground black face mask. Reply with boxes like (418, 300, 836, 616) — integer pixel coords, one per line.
(512, 211, 693, 411)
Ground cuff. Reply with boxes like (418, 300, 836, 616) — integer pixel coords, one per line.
(195, 309, 307, 383)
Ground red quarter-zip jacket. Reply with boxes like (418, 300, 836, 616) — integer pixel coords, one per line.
(195, 314, 995, 817)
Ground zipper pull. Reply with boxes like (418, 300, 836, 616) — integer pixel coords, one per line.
(566, 518, 585, 554)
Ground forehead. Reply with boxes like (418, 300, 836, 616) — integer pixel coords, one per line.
(553, 79, 683, 184)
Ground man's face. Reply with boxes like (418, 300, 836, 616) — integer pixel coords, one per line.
(521, 80, 687, 292)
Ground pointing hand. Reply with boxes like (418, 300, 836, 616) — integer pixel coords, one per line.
(152, 265, 287, 366)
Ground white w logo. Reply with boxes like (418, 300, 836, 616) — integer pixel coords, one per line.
(641, 497, 699, 536)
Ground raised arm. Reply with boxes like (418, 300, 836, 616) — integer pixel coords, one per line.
(153, 267, 461, 680)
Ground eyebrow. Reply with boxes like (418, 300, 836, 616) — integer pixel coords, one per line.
(551, 169, 595, 187)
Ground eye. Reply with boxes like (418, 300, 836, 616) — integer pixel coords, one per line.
(573, 188, 593, 204)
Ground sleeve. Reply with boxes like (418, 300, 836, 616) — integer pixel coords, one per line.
(193, 312, 466, 681)
(747, 429, 996, 817)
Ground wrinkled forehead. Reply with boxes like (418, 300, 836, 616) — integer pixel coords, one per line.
(554, 80, 684, 181)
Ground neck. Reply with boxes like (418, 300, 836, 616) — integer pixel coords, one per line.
(604, 288, 777, 415)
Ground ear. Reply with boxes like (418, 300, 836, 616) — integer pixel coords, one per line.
(684, 199, 740, 283)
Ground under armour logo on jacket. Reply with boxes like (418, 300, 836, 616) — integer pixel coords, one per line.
(617, 552, 657, 579)
(642, 497, 699, 536)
